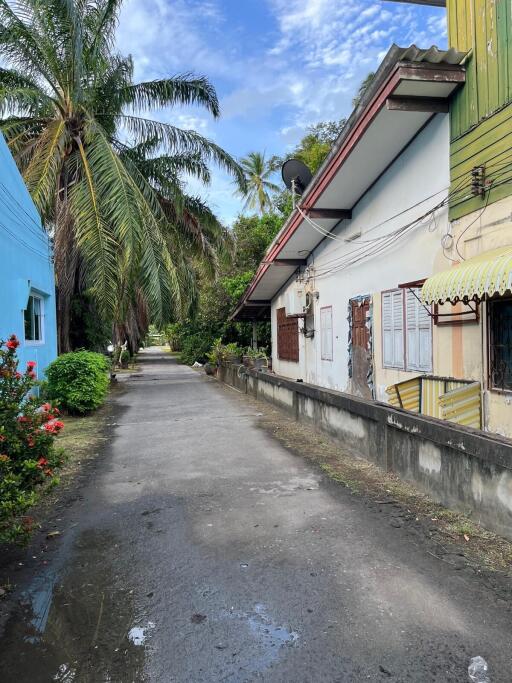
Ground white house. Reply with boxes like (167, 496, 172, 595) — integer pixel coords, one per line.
(232, 45, 502, 431)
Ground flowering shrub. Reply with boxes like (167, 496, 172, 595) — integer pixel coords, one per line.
(45, 350, 110, 414)
(0, 335, 64, 544)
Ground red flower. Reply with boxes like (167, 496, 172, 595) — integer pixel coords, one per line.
(17, 415, 29, 423)
(27, 436, 35, 447)
(41, 403, 51, 412)
(27, 370, 36, 379)
(15, 372, 22, 379)
(26, 361, 36, 370)
(43, 419, 64, 434)
(6, 335, 19, 350)
(37, 457, 49, 468)
(0, 435, 5, 442)
(44, 468, 53, 477)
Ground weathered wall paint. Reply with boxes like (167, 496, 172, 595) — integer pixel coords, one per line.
(269, 109, 512, 438)
(271, 115, 450, 395)
(447, 0, 512, 220)
(0, 133, 57, 375)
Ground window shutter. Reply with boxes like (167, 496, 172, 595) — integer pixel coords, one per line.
(406, 289, 432, 372)
(382, 292, 393, 367)
(320, 307, 333, 361)
(418, 296, 432, 371)
(392, 290, 404, 368)
(406, 289, 419, 370)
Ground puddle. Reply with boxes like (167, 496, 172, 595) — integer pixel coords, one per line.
(0, 530, 149, 682)
(221, 602, 298, 675)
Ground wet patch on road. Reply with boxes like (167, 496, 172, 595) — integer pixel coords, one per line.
(0, 529, 149, 682)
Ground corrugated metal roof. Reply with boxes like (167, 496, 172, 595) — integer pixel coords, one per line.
(396, 44, 467, 65)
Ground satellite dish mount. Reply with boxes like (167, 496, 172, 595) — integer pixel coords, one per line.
(281, 159, 313, 209)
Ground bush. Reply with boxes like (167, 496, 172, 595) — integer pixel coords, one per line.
(179, 332, 217, 365)
(0, 335, 65, 544)
(46, 350, 110, 414)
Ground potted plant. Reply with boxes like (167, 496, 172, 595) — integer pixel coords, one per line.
(120, 349, 131, 369)
(223, 342, 243, 365)
(244, 347, 268, 369)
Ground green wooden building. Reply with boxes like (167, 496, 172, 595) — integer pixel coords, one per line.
(389, 0, 512, 221)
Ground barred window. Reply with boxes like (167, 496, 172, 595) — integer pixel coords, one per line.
(489, 298, 512, 391)
(277, 307, 299, 362)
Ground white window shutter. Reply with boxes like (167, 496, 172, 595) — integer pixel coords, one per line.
(406, 288, 432, 372)
(418, 297, 432, 371)
(321, 307, 333, 361)
(392, 290, 404, 368)
(406, 289, 419, 370)
(382, 292, 393, 367)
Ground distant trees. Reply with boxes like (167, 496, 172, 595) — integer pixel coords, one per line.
(237, 152, 281, 215)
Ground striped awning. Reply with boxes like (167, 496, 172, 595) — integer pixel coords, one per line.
(422, 247, 512, 304)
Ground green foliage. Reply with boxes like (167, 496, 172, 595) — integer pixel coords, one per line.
(244, 346, 268, 360)
(230, 212, 284, 270)
(207, 339, 243, 365)
(120, 350, 131, 365)
(237, 151, 280, 214)
(352, 72, 375, 108)
(46, 351, 110, 415)
(0, 0, 243, 351)
(221, 271, 254, 302)
(0, 335, 65, 544)
(69, 293, 110, 352)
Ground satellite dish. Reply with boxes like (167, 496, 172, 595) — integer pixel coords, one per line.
(281, 158, 312, 195)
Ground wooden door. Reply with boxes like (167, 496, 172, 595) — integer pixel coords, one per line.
(351, 298, 371, 398)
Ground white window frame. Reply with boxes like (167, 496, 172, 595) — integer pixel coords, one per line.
(320, 305, 333, 361)
(382, 289, 405, 369)
(24, 292, 45, 346)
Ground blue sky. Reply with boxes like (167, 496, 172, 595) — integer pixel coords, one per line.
(116, 0, 447, 225)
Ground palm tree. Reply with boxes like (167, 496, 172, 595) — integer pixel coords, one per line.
(352, 72, 375, 109)
(238, 151, 280, 215)
(0, 0, 244, 351)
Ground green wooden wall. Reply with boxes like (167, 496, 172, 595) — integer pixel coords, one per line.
(447, 0, 512, 220)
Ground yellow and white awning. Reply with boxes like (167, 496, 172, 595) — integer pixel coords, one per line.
(422, 247, 512, 304)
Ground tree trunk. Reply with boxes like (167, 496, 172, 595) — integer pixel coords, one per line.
(53, 188, 78, 354)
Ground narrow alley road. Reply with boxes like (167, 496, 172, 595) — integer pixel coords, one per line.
(1, 349, 511, 682)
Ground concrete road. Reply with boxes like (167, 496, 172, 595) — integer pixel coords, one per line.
(1, 349, 511, 682)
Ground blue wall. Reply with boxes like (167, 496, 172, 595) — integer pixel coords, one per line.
(0, 133, 57, 377)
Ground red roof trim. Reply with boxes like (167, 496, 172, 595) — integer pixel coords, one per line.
(242, 67, 402, 303)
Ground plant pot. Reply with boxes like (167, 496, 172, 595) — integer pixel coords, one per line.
(253, 357, 267, 370)
(204, 362, 216, 376)
(242, 355, 251, 367)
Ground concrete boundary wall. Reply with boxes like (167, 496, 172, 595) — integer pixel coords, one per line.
(218, 364, 512, 540)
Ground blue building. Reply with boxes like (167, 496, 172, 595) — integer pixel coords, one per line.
(0, 133, 57, 376)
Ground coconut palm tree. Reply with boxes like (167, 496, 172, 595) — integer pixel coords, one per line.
(238, 151, 280, 215)
(0, 0, 244, 351)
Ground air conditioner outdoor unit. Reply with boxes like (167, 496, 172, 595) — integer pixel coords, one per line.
(287, 287, 306, 315)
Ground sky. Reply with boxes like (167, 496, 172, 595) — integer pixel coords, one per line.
(116, 0, 447, 226)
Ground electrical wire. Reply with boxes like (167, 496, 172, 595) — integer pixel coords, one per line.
(0, 218, 51, 259)
(0, 184, 50, 246)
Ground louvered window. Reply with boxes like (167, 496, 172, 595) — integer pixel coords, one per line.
(277, 307, 299, 362)
(382, 290, 404, 369)
(406, 288, 432, 372)
(320, 306, 333, 361)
